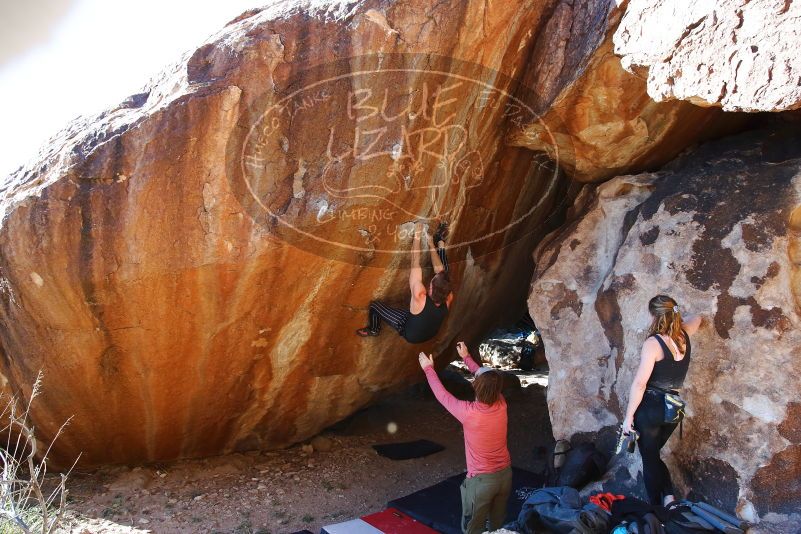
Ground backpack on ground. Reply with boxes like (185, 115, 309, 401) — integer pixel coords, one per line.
(610, 514, 666, 534)
(545, 439, 572, 486)
(555, 442, 608, 489)
(505, 486, 609, 534)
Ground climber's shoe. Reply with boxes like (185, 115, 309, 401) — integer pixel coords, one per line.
(432, 221, 449, 244)
(356, 327, 379, 337)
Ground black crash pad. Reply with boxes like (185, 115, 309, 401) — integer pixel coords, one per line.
(372, 440, 446, 460)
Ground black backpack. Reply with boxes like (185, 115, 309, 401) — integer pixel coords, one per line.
(555, 442, 608, 489)
(544, 439, 572, 486)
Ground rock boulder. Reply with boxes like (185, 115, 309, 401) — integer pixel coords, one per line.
(529, 125, 801, 527)
(510, 0, 746, 182)
(615, 0, 801, 112)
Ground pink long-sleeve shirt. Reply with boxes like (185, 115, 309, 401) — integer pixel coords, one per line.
(424, 355, 511, 478)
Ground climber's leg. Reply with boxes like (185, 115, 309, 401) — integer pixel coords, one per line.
(356, 300, 409, 337)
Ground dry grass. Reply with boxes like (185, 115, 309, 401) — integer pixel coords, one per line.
(0, 372, 78, 533)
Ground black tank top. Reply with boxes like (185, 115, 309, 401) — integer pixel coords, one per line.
(403, 295, 448, 344)
(647, 331, 691, 390)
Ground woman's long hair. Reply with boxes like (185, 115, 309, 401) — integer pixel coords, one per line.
(648, 295, 686, 354)
(430, 272, 452, 306)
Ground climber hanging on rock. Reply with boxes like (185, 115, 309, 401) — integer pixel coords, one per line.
(356, 221, 453, 343)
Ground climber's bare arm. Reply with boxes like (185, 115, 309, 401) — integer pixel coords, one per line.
(409, 223, 427, 301)
(428, 233, 445, 274)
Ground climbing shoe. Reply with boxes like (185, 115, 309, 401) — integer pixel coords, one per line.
(432, 221, 449, 244)
(356, 327, 379, 337)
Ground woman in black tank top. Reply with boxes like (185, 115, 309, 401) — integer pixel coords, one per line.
(403, 293, 449, 343)
(647, 333, 691, 390)
(621, 295, 703, 506)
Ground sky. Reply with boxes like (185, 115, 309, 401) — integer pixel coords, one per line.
(0, 0, 266, 179)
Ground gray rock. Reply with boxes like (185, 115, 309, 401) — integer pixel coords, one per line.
(615, 0, 801, 111)
(529, 126, 801, 527)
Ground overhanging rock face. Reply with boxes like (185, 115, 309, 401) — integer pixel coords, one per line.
(0, 0, 583, 466)
(508, 0, 745, 182)
(529, 126, 801, 525)
(0, 0, 776, 468)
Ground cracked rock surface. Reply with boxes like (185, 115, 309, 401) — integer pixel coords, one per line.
(615, 0, 801, 112)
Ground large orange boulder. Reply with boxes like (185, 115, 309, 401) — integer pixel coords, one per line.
(0, 0, 578, 466)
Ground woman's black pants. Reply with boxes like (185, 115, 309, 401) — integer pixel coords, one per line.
(634, 391, 679, 505)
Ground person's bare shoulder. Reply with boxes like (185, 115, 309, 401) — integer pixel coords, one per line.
(643, 335, 659, 346)
(641, 336, 662, 358)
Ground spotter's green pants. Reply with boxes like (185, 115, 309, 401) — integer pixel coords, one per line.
(460, 466, 512, 534)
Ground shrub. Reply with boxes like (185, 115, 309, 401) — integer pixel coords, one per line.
(0, 372, 78, 533)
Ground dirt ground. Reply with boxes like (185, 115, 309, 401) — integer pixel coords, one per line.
(63, 366, 552, 534)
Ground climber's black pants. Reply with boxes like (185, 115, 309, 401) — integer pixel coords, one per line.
(635, 391, 679, 505)
(368, 301, 409, 335)
(437, 244, 449, 274)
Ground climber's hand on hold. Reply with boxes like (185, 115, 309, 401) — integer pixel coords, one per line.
(423, 225, 434, 247)
(413, 222, 424, 242)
